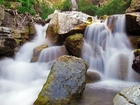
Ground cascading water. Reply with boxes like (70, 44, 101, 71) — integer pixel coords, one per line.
(0, 14, 139, 105)
(82, 15, 138, 81)
(0, 24, 67, 105)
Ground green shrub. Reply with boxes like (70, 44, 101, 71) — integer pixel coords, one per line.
(95, 0, 131, 16)
(17, 0, 36, 15)
(0, 0, 3, 4)
(40, 2, 54, 19)
(78, 0, 97, 16)
(54, 0, 71, 11)
(60, 0, 71, 11)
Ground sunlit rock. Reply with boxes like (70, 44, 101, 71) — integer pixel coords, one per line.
(64, 33, 84, 57)
(113, 85, 140, 105)
(126, 0, 140, 12)
(34, 55, 88, 105)
(46, 11, 94, 44)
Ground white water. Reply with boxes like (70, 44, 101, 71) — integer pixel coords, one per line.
(82, 15, 139, 81)
(0, 15, 139, 105)
(0, 24, 67, 105)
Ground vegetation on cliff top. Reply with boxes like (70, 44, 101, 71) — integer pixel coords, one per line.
(0, 0, 131, 19)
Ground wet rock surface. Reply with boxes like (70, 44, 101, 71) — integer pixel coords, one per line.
(126, 13, 140, 35)
(86, 70, 101, 83)
(113, 85, 140, 105)
(34, 55, 88, 105)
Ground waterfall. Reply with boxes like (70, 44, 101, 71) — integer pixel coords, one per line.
(82, 15, 138, 81)
(70, 0, 78, 10)
(0, 24, 66, 105)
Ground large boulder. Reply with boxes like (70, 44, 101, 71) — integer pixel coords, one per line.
(34, 55, 88, 105)
(64, 33, 84, 57)
(46, 11, 93, 45)
(125, 13, 140, 35)
(113, 85, 140, 105)
(126, 0, 140, 12)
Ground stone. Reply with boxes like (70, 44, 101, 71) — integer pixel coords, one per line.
(0, 27, 11, 34)
(126, 0, 140, 12)
(113, 85, 140, 105)
(0, 5, 5, 25)
(64, 33, 84, 57)
(86, 70, 101, 83)
(125, 13, 140, 35)
(31, 44, 48, 62)
(34, 55, 88, 105)
(132, 55, 140, 74)
(46, 11, 93, 44)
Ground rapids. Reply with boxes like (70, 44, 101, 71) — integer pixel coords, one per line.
(0, 15, 139, 105)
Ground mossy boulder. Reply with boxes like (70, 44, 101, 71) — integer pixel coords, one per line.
(64, 33, 84, 57)
(133, 49, 140, 57)
(34, 55, 88, 105)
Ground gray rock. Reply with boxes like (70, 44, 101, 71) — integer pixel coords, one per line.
(0, 5, 5, 25)
(46, 11, 93, 44)
(113, 85, 140, 105)
(34, 55, 88, 105)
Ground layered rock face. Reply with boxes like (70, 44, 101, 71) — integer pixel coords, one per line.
(0, 27, 16, 57)
(34, 55, 88, 105)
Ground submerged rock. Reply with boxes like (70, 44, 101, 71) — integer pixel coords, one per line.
(113, 85, 140, 105)
(34, 55, 88, 105)
(86, 70, 101, 83)
(64, 33, 84, 57)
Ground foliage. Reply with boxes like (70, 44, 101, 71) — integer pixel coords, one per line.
(60, 0, 71, 11)
(40, 2, 54, 19)
(0, 0, 3, 5)
(78, 0, 97, 16)
(54, 0, 71, 11)
(17, 0, 36, 15)
(95, 0, 131, 16)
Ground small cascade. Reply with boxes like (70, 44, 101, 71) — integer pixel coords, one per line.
(82, 15, 137, 81)
(38, 45, 67, 62)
